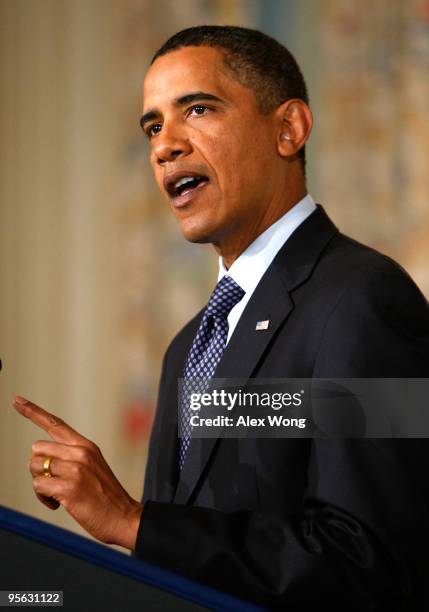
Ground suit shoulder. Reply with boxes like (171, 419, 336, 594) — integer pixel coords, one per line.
(307, 231, 429, 342)
(318, 232, 429, 336)
(312, 233, 429, 376)
(323, 232, 425, 296)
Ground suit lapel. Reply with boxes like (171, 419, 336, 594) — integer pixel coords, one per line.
(149, 315, 202, 503)
(173, 205, 339, 504)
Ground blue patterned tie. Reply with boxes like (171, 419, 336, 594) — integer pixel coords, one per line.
(179, 275, 245, 470)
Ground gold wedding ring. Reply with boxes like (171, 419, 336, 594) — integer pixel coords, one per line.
(43, 457, 53, 478)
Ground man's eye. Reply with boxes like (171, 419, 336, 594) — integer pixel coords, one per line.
(147, 123, 162, 137)
(188, 105, 209, 116)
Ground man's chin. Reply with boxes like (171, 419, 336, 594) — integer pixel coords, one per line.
(179, 220, 216, 245)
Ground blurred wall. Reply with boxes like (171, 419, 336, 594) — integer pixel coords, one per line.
(0, 0, 428, 541)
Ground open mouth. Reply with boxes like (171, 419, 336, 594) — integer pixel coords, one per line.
(166, 174, 209, 199)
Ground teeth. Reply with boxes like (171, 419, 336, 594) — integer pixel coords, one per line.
(174, 176, 197, 190)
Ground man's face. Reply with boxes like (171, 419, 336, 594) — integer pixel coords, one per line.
(142, 46, 281, 253)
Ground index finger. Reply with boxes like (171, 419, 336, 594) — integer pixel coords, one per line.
(13, 396, 89, 445)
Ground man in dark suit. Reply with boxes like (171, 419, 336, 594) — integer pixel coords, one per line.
(14, 26, 429, 610)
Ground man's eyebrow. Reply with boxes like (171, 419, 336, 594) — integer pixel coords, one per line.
(140, 91, 225, 130)
(175, 91, 224, 105)
(140, 110, 158, 130)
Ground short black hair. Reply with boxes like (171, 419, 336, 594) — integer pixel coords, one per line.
(152, 25, 309, 171)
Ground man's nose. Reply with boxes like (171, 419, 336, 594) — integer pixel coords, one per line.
(153, 125, 192, 164)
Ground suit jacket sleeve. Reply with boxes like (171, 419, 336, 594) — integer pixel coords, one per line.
(133, 258, 429, 611)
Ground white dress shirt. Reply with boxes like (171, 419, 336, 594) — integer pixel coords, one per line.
(218, 194, 317, 344)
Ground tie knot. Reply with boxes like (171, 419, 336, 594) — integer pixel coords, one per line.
(205, 275, 245, 319)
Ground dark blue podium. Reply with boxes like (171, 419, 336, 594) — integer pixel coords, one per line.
(0, 506, 265, 611)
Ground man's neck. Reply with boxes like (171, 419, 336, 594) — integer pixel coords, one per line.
(217, 189, 308, 269)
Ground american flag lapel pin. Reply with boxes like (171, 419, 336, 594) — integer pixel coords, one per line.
(255, 320, 270, 331)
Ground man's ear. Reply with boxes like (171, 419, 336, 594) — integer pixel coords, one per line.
(276, 99, 313, 159)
